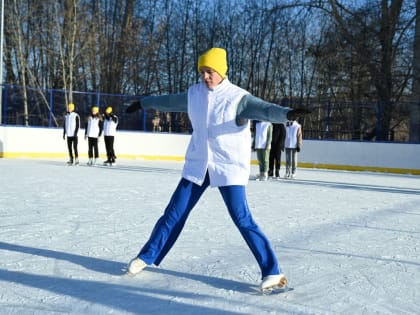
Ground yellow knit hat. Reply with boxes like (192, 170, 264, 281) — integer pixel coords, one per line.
(91, 106, 99, 114)
(105, 106, 112, 114)
(197, 48, 228, 78)
(68, 103, 75, 111)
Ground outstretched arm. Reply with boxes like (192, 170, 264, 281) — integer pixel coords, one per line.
(236, 94, 311, 126)
(126, 92, 188, 113)
(236, 95, 290, 125)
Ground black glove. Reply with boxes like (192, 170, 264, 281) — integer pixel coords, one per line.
(126, 100, 142, 113)
(287, 108, 311, 120)
(297, 146, 301, 152)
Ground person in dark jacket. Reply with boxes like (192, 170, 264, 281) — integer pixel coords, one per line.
(268, 123, 286, 179)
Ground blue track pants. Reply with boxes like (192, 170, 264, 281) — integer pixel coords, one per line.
(138, 173, 281, 278)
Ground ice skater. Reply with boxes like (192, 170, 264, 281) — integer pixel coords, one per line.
(253, 120, 272, 181)
(85, 106, 103, 166)
(284, 117, 302, 179)
(125, 47, 309, 292)
(103, 106, 119, 165)
(63, 103, 80, 165)
(268, 122, 286, 179)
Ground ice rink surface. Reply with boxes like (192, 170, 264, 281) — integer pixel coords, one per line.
(1, 158, 420, 314)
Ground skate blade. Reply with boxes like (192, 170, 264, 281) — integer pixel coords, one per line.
(123, 268, 136, 277)
(123, 266, 145, 277)
(125, 271, 136, 277)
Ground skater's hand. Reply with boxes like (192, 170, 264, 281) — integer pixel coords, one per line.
(287, 108, 311, 120)
(297, 146, 301, 152)
(126, 100, 142, 113)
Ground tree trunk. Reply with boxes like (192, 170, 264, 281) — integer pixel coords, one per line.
(410, 0, 420, 142)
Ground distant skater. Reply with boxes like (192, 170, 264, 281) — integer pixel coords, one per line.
(284, 118, 302, 179)
(63, 103, 80, 165)
(103, 106, 119, 165)
(268, 122, 286, 179)
(254, 120, 272, 181)
(85, 106, 103, 166)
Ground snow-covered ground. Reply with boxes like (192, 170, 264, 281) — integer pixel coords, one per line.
(1, 158, 419, 315)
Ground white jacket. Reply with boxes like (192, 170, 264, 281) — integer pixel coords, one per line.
(103, 116, 118, 136)
(182, 79, 250, 187)
(64, 112, 79, 137)
(254, 121, 271, 149)
(86, 116, 102, 138)
(285, 120, 302, 149)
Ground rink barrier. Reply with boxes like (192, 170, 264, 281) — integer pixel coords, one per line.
(0, 125, 419, 175)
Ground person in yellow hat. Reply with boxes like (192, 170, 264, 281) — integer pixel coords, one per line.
(63, 103, 80, 165)
(102, 106, 119, 165)
(85, 105, 103, 165)
(125, 47, 310, 293)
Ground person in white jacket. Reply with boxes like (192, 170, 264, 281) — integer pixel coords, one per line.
(284, 119, 303, 178)
(63, 103, 80, 165)
(103, 106, 118, 165)
(253, 121, 272, 181)
(125, 47, 309, 292)
(85, 106, 103, 165)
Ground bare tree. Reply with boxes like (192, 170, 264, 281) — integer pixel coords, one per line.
(55, 0, 79, 105)
(8, 0, 29, 125)
(1, 0, 417, 141)
(411, 0, 420, 142)
(326, 0, 414, 140)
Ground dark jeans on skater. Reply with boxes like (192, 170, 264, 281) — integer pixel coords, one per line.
(269, 146, 282, 177)
(104, 136, 116, 161)
(137, 172, 281, 278)
(67, 136, 78, 160)
(88, 137, 99, 158)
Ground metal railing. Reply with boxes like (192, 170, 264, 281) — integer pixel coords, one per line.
(0, 84, 414, 142)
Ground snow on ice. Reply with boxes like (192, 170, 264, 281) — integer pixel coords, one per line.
(0, 158, 419, 314)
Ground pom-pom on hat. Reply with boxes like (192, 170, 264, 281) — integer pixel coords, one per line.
(197, 48, 228, 78)
(68, 103, 75, 111)
(105, 106, 112, 114)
